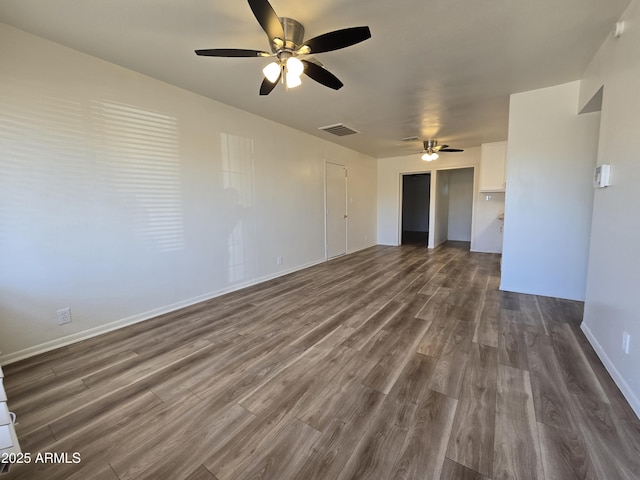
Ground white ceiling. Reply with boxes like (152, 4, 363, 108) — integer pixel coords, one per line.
(0, 0, 630, 158)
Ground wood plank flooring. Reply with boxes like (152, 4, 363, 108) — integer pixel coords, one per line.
(3, 242, 640, 479)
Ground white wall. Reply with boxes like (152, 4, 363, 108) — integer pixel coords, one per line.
(580, 0, 640, 417)
(447, 168, 474, 241)
(377, 148, 481, 247)
(500, 81, 600, 301)
(0, 24, 377, 362)
(345, 157, 378, 253)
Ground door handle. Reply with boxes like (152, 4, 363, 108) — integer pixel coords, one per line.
(344, 215, 348, 219)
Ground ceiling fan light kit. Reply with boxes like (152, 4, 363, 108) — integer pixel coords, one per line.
(418, 140, 464, 161)
(195, 0, 371, 95)
(262, 62, 281, 83)
(262, 55, 304, 88)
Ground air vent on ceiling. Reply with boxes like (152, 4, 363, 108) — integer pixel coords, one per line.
(318, 123, 360, 136)
(401, 136, 419, 142)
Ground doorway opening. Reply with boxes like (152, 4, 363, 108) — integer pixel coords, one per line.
(433, 167, 474, 249)
(401, 173, 431, 245)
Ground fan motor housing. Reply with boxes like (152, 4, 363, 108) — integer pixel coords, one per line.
(278, 17, 305, 51)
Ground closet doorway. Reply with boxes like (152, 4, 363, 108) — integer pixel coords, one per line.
(401, 173, 431, 245)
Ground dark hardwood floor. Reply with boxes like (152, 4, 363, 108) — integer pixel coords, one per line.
(3, 242, 639, 479)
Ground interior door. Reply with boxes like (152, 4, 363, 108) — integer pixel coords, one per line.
(325, 162, 347, 259)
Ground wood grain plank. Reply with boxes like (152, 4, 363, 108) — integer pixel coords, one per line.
(230, 418, 321, 480)
(519, 294, 548, 334)
(183, 465, 218, 480)
(388, 389, 458, 480)
(446, 343, 498, 478)
(525, 331, 580, 431)
(201, 409, 296, 480)
(536, 296, 567, 332)
(493, 364, 545, 480)
(48, 389, 164, 443)
(538, 422, 599, 480)
(81, 338, 214, 391)
(295, 352, 372, 431)
(341, 300, 405, 351)
(78, 464, 120, 480)
(238, 345, 351, 415)
(292, 385, 386, 480)
(571, 396, 640, 480)
(473, 300, 500, 348)
(9, 391, 203, 480)
(111, 403, 255, 480)
(549, 323, 608, 403)
(336, 353, 437, 480)
(498, 310, 529, 370)
(440, 458, 488, 480)
(17, 342, 214, 438)
(428, 319, 474, 398)
(416, 310, 460, 358)
(499, 291, 521, 311)
(362, 316, 432, 394)
(8, 349, 136, 406)
(187, 340, 303, 402)
(15, 424, 57, 453)
(393, 273, 430, 303)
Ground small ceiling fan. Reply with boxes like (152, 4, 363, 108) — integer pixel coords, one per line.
(419, 140, 464, 161)
(195, 0, 371, 95)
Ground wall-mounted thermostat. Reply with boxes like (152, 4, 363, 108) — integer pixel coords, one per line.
(594, 164, 611, 188)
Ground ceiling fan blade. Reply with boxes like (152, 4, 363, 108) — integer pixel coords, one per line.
(195, 48, 270, 57)
(439, 148, 464, 152)
(259, 73, 281, 95)
(303, 26, 371, 54)
(248, 0, 285, 42)
(302, 61, 344, 90)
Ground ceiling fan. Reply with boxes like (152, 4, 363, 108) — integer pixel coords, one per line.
(419, 140, 464, 161)
(195, 0, 372, 95)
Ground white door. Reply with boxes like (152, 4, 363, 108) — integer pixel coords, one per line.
(325, 162, 347, 259)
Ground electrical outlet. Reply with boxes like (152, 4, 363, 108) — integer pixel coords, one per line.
(277, 256, 283, 266)
(57, 307, 72, 326)
(622, 331, 631, 355)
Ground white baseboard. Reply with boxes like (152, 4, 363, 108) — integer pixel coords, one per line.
(0, 258, 326, 366)
(470, 248, 502, 254)
(347, 242, 378, 255)
(581, 322, 640, 420)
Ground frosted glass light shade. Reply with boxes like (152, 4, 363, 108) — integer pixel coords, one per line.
(422, 152, 439, 161)
(263, 62, 281, 83)
(286, 57, 304, 77)
(286, 72, 302, 88)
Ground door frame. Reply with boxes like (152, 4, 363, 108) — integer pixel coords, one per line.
(400, 172, 431, 246)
